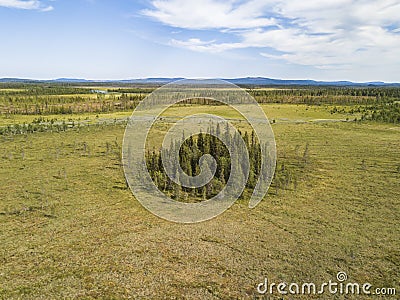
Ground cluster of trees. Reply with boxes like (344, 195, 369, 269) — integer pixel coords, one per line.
(0, 85, 93, 96)
(249, 87, 400, 98)
(0, 93, 144, 115)
(0, 117, 128, 136)
(248, 87, 400, 105)
(146, 129, 303, 202)
(0, 121, 72, 135)
(361, 103, 400, 123)
(330, 102, 400, 124)
(107, 88, 152, 94)
(146, 127, 263, 201)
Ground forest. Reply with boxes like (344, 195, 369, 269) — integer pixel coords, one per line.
(0, 83, 399, 123)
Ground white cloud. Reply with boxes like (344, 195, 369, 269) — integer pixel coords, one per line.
(144, 0, 400, 70)
(40, 5, 53, 11)
(0, 0, 53, 11)
(142, 0, 277, 29)
(171, 38, 247, 52)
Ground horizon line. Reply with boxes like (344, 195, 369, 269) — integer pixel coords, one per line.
(0, 76, 399, 85)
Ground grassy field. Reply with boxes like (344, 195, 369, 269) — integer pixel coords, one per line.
(0, 98, 399, 298)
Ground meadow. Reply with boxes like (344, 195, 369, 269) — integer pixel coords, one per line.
(0, 84, 399, 299)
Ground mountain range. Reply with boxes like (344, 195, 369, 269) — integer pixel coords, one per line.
(0, 77, 399, 86)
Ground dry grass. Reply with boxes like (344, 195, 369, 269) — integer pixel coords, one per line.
(0, 105, 399, 299)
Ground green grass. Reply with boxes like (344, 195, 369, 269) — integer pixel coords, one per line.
(0, 111, 132, 127)
(0, 104, 399, 299)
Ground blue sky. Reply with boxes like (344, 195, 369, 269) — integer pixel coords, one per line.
(0, 0, 399, 81)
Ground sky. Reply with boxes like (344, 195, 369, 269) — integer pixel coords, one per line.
(0, 0, 399, 82)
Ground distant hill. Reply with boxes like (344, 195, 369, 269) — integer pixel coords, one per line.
(0, 78, 39, 83)
(53, 78, 92, 83)
(224, 77, 399, 87)
(0, 77, 399, 86)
